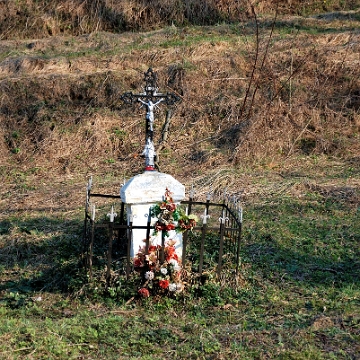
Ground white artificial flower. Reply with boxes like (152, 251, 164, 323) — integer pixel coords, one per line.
(160, 267, 168, 275)
(168, 283, 177, 292)
(169, 259, 180, 271)
(145, 271, 154, 280)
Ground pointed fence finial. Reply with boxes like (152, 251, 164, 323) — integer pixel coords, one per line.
(189, 184, 196, 199)
(107, 206, 117, 223)
(219, 209, 229, 224)
(201, 208, 211, 225)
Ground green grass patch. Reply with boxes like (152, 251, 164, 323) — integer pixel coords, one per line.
(1, 172, 359, 358)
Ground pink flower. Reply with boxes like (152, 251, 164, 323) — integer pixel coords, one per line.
(138, 288, 150, 298)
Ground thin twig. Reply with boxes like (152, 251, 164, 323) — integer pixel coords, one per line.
(204, 77, 248, 82)
(239, 4, 259, 119)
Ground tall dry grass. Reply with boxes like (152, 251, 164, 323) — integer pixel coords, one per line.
(0, 10, 359, 178)
(1, 0, 358, 40)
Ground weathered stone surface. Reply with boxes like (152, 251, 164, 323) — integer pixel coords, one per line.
(120, 171, 185, 258)
(120, 171, 185, 204)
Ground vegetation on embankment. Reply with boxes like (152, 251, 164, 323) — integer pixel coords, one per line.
(1, 0, 359, 40)
(0, 8, 359, 181)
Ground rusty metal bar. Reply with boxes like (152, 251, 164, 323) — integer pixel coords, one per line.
(90, 193, 119, 199)
(126, 218, 132, 279)
(217, 220, 225, 277)
(106, 221, 114, 285)
(199, 222, 206, 279)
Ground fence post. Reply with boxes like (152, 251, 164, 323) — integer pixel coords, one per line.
(117, 202, 125, 246)
(160, 231, 165, 263)
(89, 204, 95, 282)
(106, 222, 114, 285)
(106, 206, 117, 285)
(217, 208, 228, 277)
(126, 215, 133, 279)
(236, 208, 243, 274)
(182, 230, 188, 268)
(199, 222, 206, 279)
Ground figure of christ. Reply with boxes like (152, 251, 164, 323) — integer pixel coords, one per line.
(138, 98, 164, 132)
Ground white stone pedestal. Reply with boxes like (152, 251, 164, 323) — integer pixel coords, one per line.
(120, 171, 185, 258)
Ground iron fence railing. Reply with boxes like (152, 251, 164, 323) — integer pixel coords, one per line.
(83, 186, 243, 284)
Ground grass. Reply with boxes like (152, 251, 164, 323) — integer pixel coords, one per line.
(0, 161, 359, 359)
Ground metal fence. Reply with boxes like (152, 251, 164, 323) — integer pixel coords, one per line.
(83, 182, 243, 284)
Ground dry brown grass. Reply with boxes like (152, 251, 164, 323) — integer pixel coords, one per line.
(0, 10, 359, 188)
(0, 0, 358, 40)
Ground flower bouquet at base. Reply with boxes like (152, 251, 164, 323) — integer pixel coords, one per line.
(134, 239, 185, 298)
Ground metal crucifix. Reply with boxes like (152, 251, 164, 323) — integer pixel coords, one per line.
(121, 68, 181, 171)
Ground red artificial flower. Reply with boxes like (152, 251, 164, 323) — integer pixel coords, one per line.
(166, 223, 176, 231)
(166, 246, 178, 262)
(138, 288, 150, 298)
(166, 245, 175, 256)
(134, 257, 144, 268)
(148, 245, 157, 252)
(155, 222, 164, 231)
(159, 279, 169, 289)
(166, 203, 176, 212)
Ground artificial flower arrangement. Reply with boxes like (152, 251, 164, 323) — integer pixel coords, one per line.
(135, 239, 184, 298)
(150, 187, 198, 237)
(135, 188, 198, 298)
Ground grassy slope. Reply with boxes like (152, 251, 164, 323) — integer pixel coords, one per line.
(0, 8, 360, 360)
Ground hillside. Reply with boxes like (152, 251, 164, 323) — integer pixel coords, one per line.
(1, 8, 360, 189)
(1, 0, 359, 40)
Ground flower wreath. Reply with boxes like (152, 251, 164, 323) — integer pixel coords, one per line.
(150, 188, 197, 237)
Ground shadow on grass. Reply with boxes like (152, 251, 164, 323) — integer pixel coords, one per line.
(242, 197, 360, 287)
(1, 192, 359, 305)
(0, 216, 90, 296)
(242, 239, 360, 286)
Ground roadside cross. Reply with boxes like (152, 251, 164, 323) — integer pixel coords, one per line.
(121, 68, 181, 171)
